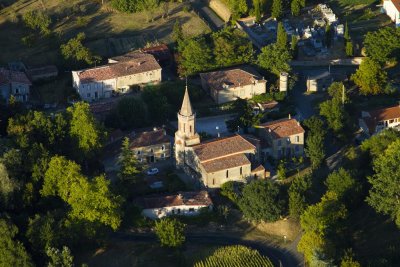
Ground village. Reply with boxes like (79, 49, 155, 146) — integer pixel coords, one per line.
(1, 0, 400, 266)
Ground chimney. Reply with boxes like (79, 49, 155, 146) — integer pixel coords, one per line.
(153, 127, 157, 131)
(268, 128, 272, 133)
(288, 114, 291, 119)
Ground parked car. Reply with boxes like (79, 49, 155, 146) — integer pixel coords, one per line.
(146, 168, 159, 175)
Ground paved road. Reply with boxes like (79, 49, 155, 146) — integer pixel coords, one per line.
(112, 232, 303, 267)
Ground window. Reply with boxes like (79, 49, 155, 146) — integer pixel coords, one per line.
(15, 88, 19, 94)
(172, 209, 175, 214)
(150, 148, 153, 153)
(226, 170, 229, 178)
(287, 138, 290, 144)
(295, 135, 300, 142)
(137, 150, 141, 155)
(189, 208, 195, 212)
(139, 158, 143, 162)
(161, 145, 165, 151)
(212, 179, 215, 185)
(161, 153, 165, 158)
(190, 125, 192, 133)
(240, 167, 242, 175)
(177, 209, 181, 214)
(390, 119, 394, 123)
(87, 93, 91, 98)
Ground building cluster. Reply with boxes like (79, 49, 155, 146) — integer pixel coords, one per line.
(359, 105, 400, 136)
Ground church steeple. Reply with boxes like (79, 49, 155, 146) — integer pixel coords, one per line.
(180, 86, 193, 117)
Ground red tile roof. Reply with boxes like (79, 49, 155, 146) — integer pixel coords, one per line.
(0, 68, 31, 85)
(130, 129, 170, 148)
(192, 135, 255, 162)
(200, 69, 265, 91)
(363, 105, 400, 134)
(202, 153, 251, 173)
(261, 118, 305, 139)
(141, 44, 171, 61)
(137, 191, 212, 209)
(77, 54, 161, 83)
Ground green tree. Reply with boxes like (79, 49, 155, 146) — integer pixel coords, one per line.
(303, 116, 326, 169)
(289, 174, 312, 219)
(22, 10, 51, 35)
(106, 96, 147, 130)
(0, 163, 19, 209)
(154, 217, 186, 247)
(351, 58, 387, 95)
(172, 20, 184, 47)
(142, 86, 171, 123)
(118, 137, 141, 183)
(298, 191, 347, 264)
(26, 213, 60, 253)
(344, 21, 350, 41)
(46, 246, 74, 267)
(291, 0, 305, 16)
(0, 219, 33, 267)
(345, 41, 353, 57)
(325, 23, 332, 48)
(67, 102, 104, 159)
(291, 34, 299, 58)
(226, 98, 261, 133)
(42, 156, 123, 230)
(139, 0, 159, 22)
(212, 28, 253, 67)
(228, 0, 248, 21)
(277, 160, 286, 180)
(361, 128, 400, 159)
(61, 33, 100, 65)
(239, 180, 285, 222)
(340, 249, 361, 267)
(364, 27, 400, 64)
(221, 181, 244, 203)
(367, 140, 400, 227)
(257, 44, 292, 75)
(325, 168, 360, 203)
(271, 0, 283, 19)
(178, 37, 213, 76)
(253, 0, 261, 22)
(276, 22, 288, 49)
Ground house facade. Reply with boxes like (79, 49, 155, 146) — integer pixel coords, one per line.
(130, 128, 171, 163)
(175, 87, 265, 188)
(0, 68, 31, 102)
(137, 191, 213, 219)
(72, 53, 162, 102)
(383, 0, 400, 27)
(200, 68, 267, 104)
(359, 105, 400, 136)
(259, 118, 305, 159)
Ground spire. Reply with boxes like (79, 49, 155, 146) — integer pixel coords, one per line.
(180, 85, 193, 116)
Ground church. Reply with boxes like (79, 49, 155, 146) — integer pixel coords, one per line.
(175, 87, 265, 188)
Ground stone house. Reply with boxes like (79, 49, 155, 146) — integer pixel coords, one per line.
(359, 105, 400, 136)
(0, 68, 31, 102)
(175, 87, 265, 188)
(72, 53, 161, 102)
(200, 68, 267, 104)
(259, 117, 305, 159)
(129, 128, 171, 163)
(137, 191, 213, 219)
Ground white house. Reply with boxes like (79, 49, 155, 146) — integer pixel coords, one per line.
(0, 68, 31, 102)
(383, 0, 400, 27)
(72, 53, 162, 102)
(136, 191, 213, 219)
(359, 105, 400, 136)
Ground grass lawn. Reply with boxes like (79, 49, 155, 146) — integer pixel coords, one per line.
(0, 0, 210, 66)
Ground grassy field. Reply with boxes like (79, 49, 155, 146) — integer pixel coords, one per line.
(0, 0, 210, 66)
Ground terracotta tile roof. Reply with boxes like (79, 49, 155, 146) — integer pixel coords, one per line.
(192, 135, 255, 162)
(0, 68, 31, 85)
(202, 153, 251, 173)
(137, 191, 212, 209)
(77, 54, 161, 83)
(130, 129, 170, 148)
(261, 118, 305, 139)
(200, 68, 265, 91)
(141, 44, 171, 61)
(363, 105, 400, 134)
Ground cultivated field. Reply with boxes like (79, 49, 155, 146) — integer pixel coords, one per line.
(0, 0, 210, 66)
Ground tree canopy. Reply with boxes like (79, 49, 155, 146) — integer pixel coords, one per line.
(61, 33, 100, 65)
(351, 58, 387, 95)
(238, 180, 285, 222)
(367, 140, 400, 227)
(257, 44, 292, 75)
(154, 217, 186, 247)
(303, 116, 326, 169)
(289, 174, 312, 219)
(363, 27, 400, 64)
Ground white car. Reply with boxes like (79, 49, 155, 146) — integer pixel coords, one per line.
(146, 168, 159, 175)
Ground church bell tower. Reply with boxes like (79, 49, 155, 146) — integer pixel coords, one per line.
(175, 86, 200, 168)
